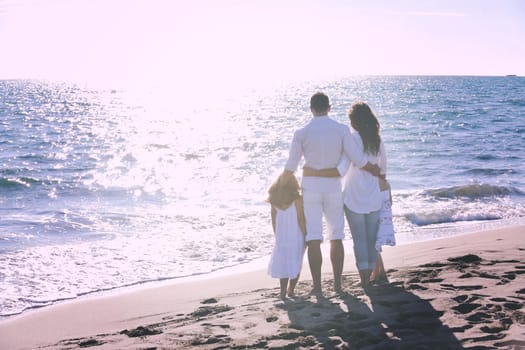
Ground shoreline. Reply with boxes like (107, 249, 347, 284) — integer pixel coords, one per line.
(0, 225, 524, 349)
(1, 217, 517, 320)
(4, 216, 523, 320)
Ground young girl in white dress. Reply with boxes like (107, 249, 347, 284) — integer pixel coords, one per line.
(267, 172, 306, 301)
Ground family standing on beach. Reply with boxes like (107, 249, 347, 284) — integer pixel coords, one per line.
(267, 92, 395, 300)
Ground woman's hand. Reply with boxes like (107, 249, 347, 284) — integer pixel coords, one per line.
(362, 162, 382, 177)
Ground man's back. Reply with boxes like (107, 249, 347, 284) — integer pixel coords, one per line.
(285, 116, 350, 193)
(285, 116, 348, 171)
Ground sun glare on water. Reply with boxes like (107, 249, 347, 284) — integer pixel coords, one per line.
(84, 81, 262, 215)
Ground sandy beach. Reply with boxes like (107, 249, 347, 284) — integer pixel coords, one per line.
(0, 225, 524, 350)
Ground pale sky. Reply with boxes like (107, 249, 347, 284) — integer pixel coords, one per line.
(0, 0, 524, 89)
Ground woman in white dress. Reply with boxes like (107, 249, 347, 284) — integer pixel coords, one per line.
(267, 172, 306, 300)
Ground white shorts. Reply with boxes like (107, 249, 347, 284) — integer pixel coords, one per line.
(302, 189, 345, 242)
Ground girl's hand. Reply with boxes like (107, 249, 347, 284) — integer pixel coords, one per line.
(379, 178, 393, 203)
(379, 178, 390, 191)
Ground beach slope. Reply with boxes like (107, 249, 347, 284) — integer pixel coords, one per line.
(0, 226, 524, 349)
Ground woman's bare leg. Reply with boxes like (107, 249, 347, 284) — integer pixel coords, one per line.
(371, 253, 388, 284)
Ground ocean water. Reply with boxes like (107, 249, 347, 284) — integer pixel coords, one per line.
(1, 76, 524, 317)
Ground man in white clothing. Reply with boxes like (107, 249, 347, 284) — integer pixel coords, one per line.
(282, 92, 379, 294)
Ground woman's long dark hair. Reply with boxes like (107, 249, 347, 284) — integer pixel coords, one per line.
(348, 102, 381, 155)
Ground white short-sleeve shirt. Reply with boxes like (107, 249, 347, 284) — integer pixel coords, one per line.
(338, 131, 387, 214)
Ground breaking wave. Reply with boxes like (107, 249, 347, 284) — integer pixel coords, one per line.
(405, 212, 501, 227)
(424, 184, 523, 199)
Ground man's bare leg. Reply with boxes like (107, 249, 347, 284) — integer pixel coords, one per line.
(307, 240, 322, 294)
(330, 239, 344, 292)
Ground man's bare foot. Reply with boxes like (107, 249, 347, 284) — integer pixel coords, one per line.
(309, 286, 323, 296)
(287, 289, 295, 298)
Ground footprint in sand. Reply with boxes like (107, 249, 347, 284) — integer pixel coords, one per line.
(78, 339, 103, 347)
(495, 340, 525, 348)
(452, 303, 482, 314)
(490, 297, 507, 302)
(440, 283, 484, 291)
(406, 284, 428, 291)
(120, 325, 162, 337)
(463, 333, 506, 343)
(201, 298, 218, 304)
(480, 322, 508, 334)
(190, 304, 233, 318)
(447, 254, 483, 264)
(466, 311, 492, 323)
(266, 315, 278, 322)
(512, 311, 525, 324)
(503, 301, 522, 310)
(421, 278, 444, 283)
(453, 294, 471, 303)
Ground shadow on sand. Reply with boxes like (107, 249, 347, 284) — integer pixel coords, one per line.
(278, 278, 466, 350)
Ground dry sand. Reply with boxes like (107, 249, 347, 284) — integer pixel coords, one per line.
(0, 225, 524, 349)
